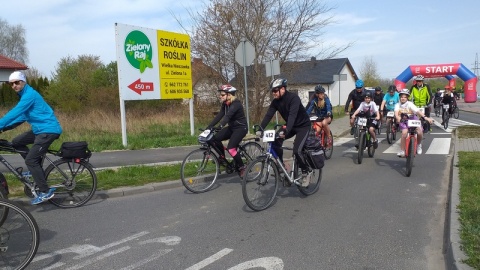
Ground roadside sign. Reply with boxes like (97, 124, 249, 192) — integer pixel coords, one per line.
(235, 40, 255, 67)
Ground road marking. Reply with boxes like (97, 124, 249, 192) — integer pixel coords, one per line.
(119, 249, 173, 270)
(185, 248, 233, 270)
(425, 138, 451, 154)
(139, 236, 181, 246)
(228, 257, 284, 270)
(66, 246, 131, 270)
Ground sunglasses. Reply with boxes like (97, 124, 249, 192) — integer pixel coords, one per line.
(271, 88, 280, 93)
(220, 94, 226, 97)
(9, 80, 22, 86)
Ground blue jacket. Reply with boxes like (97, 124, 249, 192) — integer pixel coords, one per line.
(0, 84, 62, 135)
(306, 96, 332, 118)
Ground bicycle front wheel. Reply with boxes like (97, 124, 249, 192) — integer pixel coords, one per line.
(181, 149, 219, 193)
(386, 121, 392, 144)
(406, 136, 415, 177)
(45, 159, 97, 208)
(323, 130, 333, 160)
(443, 111, 449, 129)
(357, 132, 365, 164)
(0, 198, 40, 270)
(240, 142, 263, 165)
(297, 168, 322, 196)
(242, 157, 278, 211)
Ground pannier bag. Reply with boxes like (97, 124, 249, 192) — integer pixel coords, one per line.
(304, 149, 325, 169)
(58, 141, 92, 159)
(304, 127, 321, 150)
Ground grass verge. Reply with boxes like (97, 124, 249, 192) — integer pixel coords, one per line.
(457, 125, 480, 268)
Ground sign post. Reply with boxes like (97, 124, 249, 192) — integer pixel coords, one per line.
(265, 59, 280, 123)
(235, 39, 255, 133)
(333, 74, 347, 116)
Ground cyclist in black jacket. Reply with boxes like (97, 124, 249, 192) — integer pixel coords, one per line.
(207, 84, 248, 176)
(345, 79, 366, 134)
(259, 78, 312, 187)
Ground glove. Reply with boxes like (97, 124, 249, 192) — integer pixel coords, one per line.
(327, 112, 332, 116)
(255, 131, 262, 137)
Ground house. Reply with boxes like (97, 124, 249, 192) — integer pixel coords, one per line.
(0, 54, 28, 82)
(190, 58, 225, 105)
(277, 57, 359, 108)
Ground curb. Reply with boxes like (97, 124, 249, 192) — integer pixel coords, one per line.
(445, 129, 474, 270)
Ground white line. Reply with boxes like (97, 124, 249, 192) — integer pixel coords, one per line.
(66, 246, 131, 270)
(119, 249, 172, 270)
(185, 248, 234, 270)
(425, 138, 451, 154)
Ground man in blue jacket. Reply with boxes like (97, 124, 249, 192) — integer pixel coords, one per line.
(0, 71, 62, 205)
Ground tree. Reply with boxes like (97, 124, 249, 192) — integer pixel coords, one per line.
(178, 0, 351, 122)
(359, 56, 380, 88)
(0, 18, 29, 64)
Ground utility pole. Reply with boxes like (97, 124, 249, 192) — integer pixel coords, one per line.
(473, 53, 480, 78)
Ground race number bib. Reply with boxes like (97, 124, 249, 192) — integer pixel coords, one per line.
(357, 117, 367, 126)
(386, 111, 394, 117)
(407, 120, 421, 127)
(262, 130, 276, 142)
(199, 129, 211, 138)
(443, 104, 450, 109)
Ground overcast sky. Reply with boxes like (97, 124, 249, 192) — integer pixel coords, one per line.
(2, 0, 479, 80)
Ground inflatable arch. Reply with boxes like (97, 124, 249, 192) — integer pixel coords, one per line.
(394, 63, 478, 103)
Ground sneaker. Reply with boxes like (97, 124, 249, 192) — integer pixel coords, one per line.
(31, 187, 56, 205)
(397, 150, 405, 157)
(300, 172, 311, 187)
(417, 144, 423, 155)
(237, 165, 246, 178)
(373, 140, 378, 149)
(350, 127, 354, 135)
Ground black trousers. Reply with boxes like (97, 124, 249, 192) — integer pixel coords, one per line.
(272, 125, 310, 172)
(12, 131, 60, 192)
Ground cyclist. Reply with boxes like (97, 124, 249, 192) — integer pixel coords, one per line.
(206, 84, 248, 177)
(345, 79, 366, 135)
(351, 92, 380, 149)
(259, 78, 312, 187)
(373, 86, 385, 124)
(409, 75, 432, 117)
(380, 85, 400, 128)
(394, 90, 433, 157)
(305, 85, 332, 144)
(0, 71, 62, 205)
(433, 88, 443, 112)
(440, 86, 455, 126)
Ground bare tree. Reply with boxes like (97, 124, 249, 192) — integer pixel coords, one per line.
(0, 18, 29, 64)
(359, 56, 380, 88)
(175, 0, 351, 122)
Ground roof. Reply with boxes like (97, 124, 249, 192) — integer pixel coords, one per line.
(0, 54, 28, 70)
(279, 57, 357, 85)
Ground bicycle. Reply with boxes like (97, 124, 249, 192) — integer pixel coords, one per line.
(355, 113, 377, 164)
(242, 125, 323, 211)
(401, 117, 422, 177)
(385, 110, 398, 144)
(442, 103, 451, 129)
(0, 198, 40, 270)
(0, 139, 97, 208)
(309, 116, 333, 160)
(180, 127, 263, 193)
(434, 97, 442, 117)
(417, 106, 430, 133)
(452, 103, 460, 119)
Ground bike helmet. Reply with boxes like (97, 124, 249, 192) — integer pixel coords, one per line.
(314, 85, 325, 94)
(364, 92, 372, 99)
(355, 79, 364, 88)
(388, 85, 396, 92)
(218, 84, 237, 95)
(270, 78, 287, 90)
(399, 90, 410, 97)
(415, 75, 424, 81)
(375, 86, 382, 91)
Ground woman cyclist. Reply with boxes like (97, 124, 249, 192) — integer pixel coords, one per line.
(440, 86, 455, 126)
(206, 84, 248, 177)
(306, 85, 333, 144)
(394, 90, 433, 157)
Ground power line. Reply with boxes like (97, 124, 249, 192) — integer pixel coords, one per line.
(473, 53, 480, 77)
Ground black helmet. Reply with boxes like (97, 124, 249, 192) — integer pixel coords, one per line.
(270, 78, 287, 90)
(364, 92, 372, 99)
(314, 85, 325, 94)
(388, 85, 396, 92)
(375, 86, 381, 91)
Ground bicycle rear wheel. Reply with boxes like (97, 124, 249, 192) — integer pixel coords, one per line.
(323, 130, 333, 160)
(0, 198, 39, 270)
(242, 157, 278, 211)
(181, 149, 219, 193)
(406, 136, 415, 177)
(0, 178, 8, 226)
(453, 107, 459, 119)
(297, 168, 322, 196)
(45, 159, 97, 208)
(240, 142, 263, 165)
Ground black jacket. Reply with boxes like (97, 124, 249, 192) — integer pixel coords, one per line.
(208, 99, 247, 129)
(260, 91, 310, 136)
(344, 89, 365, 112)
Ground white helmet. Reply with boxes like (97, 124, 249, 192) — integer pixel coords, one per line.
(415, 75, 424, 81)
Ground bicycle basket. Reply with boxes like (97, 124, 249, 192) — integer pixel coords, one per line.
(58, 141, 92, 159)
(303, 149, 325, 169)
(198, 130, 214, 144)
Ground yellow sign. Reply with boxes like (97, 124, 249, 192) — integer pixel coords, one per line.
(157, 30, 192, 99)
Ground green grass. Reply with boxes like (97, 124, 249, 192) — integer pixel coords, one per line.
(457, 152, 480, 268)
